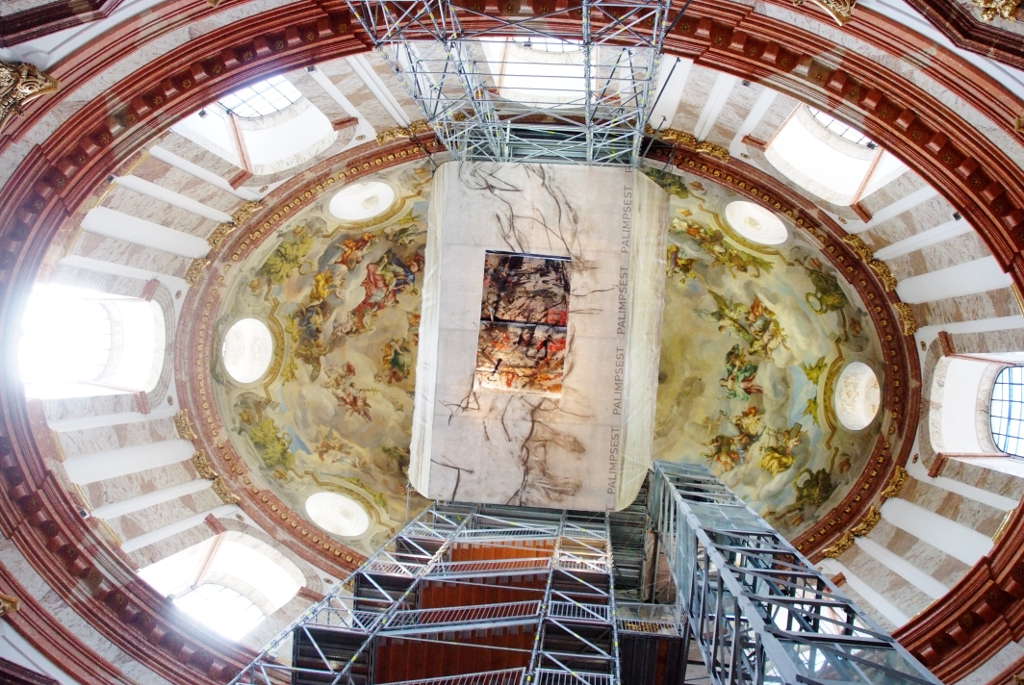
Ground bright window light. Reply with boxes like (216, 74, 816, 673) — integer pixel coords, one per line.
(991, 366, 1024, 457)
(175, 584, 264, 641)
(218, 75, 303, 118)
(808, 108, 875, 148)
(17, 284, 164, 399)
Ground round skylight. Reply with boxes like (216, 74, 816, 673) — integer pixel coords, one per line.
(833, 362, 881, 431)
(329, 181, 396, 222)
(222, 318, 274, 384)
(305, 492, 370, 537)
(725, 201, 789, 246)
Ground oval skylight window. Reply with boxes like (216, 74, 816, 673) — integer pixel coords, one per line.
(833, 361, 881, 431)
(725, 201, 789, 246)
(222, 318, 273, 384)
(305, 492, 370, 537)
(329, 181, 396, 222)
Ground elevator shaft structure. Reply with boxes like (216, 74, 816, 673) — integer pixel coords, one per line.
(650, 461, 940, 685)
(232, 463, 940, 685)
(345, 0, 672, 165)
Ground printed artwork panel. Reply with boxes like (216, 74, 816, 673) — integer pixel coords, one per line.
(481, 251, 570, 325)
(475, 322, 567, 394)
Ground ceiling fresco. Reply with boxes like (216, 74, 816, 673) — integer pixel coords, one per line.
(646, 167, 884, 540)
(209, 158, 883, 549)
(210, 163, 433, 555)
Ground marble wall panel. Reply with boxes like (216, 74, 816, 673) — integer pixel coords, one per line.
(841, 541, 934, 620)
(101, 184, 217, 240)
(705, 79, 761, 147)
(130, 155, 240, 214)
(748, 90, 798, 144)
(111, 487, 223, 547)
(55, 417, 177, 459)
(82, 462, 196, 511)
(127, 519, 214, 570)
(864, 195, 956, 248)
(71, 232, 191, 278)
(900, 477, 1004, 537)
(950, 329, 1024, 355)
(315, 57, 405, 130)
(869, 518, 971, 590)
(157, 130, 241, 179)
(942, 458, 1024, 501)
(915, 287, 1018, 326)
(858, 170, 925, 217)
(670, 67, 718, 133)
(40, 394, 138, 424)
(955, 641, 1024, 685)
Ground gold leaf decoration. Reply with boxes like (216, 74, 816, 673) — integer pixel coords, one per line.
(0, 61, 59, 132)
(880, 466, 908, 501)
(212, 478, 241, 505)
(191, 450, 218, 480)
(893, 302, 918, 336)
(842, 234, 897, 292)
(793, 0, 857, 25)
(173, 410, 198, 441)
(185, 258, 211, 285)
(972, 0, 1021, 21)
(376, 119, 431, 144)
(822, 532, 854, 558)
(645, 125, 731, 162)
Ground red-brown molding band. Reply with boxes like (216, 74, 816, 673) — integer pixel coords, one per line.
(901, 0, 1024, 70)
(0, 1, 1020, 682)
(0, 0, 127, 47)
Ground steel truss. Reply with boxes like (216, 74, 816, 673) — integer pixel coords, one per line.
(650, 461, 941, 685)
(230, 503, 621, 685)
(345, 0, 674, 165)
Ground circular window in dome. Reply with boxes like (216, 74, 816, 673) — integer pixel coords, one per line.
(305, 492, 370, 537)
(724, 201, 789, 246)
(222, 318, 274, 384)
(833, 361, 881, 431)
(329, 181, 396, 222)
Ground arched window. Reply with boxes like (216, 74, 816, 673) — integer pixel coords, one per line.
(990, 366, 1024, 457)
(174, 584, 265, 641)
(172, 74, 336, 176)
(765, 106, 906, 206)
(17, 284, 165, 399)
(217, 75, 302, 118)
(138, 532, 303, 641)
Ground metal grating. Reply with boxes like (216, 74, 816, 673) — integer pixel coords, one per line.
(345, 0, 675, 165)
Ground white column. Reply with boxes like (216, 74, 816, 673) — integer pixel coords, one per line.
(82, 207, 210, 259)
(648, 58, 693, 131)
(64, 439, 194, 484)
(348, 54, 410, 126)
(58, 254, 190, 292)
(148, 146, 261, 201)
(853, 537, 949, 600)
(47, 405, 177, 432)
(692, 72, 739, 141)
(112, 175, 233, 223)
(92, 479, 213, 519)
(880, 497, 993, 566)
(845, 185, 939, 234)
(121, 504, 240, 553)
(818, 559, 910, 627)
(873, 217, 971, 261)
(896, 256, 1012, 304)
(729, 86, 777, 157)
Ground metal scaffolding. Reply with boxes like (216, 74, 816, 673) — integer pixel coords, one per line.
(231, 464, 941, 685)
(345, 0, 674, 165)
(649, 461, 942, 685)
(230, 504, 621, 684)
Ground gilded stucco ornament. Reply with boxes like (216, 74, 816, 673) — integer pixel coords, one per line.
(173, 410, 199, 442)
(822, 467, 906, 557)
(792, 0, 857, 25)
(645, 125, 730, 161)
(893, 302, 918, 336)
(842, 234, 897, 292)
(376, 119, 431, 144)
(972, 0, 1021, 21)
(0, 61, 59, 132)
(185, 258, 212, 286)
(0, 592, 19, 616)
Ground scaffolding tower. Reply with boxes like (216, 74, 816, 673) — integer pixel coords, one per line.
(231, 463, 940, 685)
(345, 0, 673, 165)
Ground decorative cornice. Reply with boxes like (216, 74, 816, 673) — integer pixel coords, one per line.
(842, 234, 898, 292)
(376, 119, 431, 145)
(646, 125, 730, 161)
(822, 465, 907, 557)
(0, 62, 59, 133)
